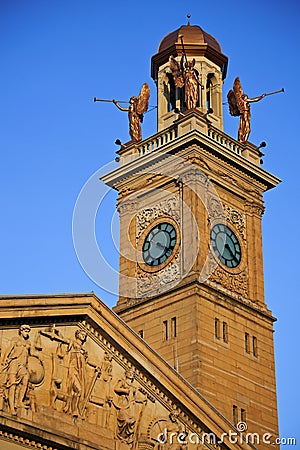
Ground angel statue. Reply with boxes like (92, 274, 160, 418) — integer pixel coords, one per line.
(227, 77, 266, 143)
(113, 83, 150, 143)
(169, 55, 203, 110)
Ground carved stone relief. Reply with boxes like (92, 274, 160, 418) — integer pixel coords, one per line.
(208, 198, 246, 242)
(137, 255, 181, 296)
(186, 154, 211, 171)
(0, 322, 214, 450)
(180, 167, 209, 186)
(136, 196, 180, 243)
(0, 324, 43, 415)
(113, 368, 147, 446)
(207, 196, 224, 223)
(224, 205, 246, 241)
(148, 409, 187, 450)
(245, 201, 265, 217)
(118, 200, 138, 215)
(209, 265, 248, 297)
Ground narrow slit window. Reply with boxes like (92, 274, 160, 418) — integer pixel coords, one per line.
(215, 318, 220, 339)
(245, 332, 250, 353)
(253, 336, 258, 357)
(233, 405, 238, 426)
(223, 321, 228, 343)
(241, 408, 246, 423)
(171, 317, 177, 338)
(138, 330, 144, 339)
(163, 320, 168, 341)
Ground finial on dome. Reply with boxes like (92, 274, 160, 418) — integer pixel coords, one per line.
(187, 13, 191, 26)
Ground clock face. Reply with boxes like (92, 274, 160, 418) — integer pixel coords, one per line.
(211, 224, 241, 268)
(142, 222, 177, 267)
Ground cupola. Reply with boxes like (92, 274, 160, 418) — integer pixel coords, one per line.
(151, 20, 228, 131)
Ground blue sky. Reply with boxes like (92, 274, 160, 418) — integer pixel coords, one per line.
(1, 0, 299, 443)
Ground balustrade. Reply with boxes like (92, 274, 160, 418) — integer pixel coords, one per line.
(120, 122, 248, 164)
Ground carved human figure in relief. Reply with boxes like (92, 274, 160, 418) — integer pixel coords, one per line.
(90, 351, 113, 407)
(113, 369, 147, 446)
(113, 83, 150, 143)
(169, 55, 202, 110)
(158, 410, 187, 450)
(0, 325, 33, 415)
(63, 329, 89, 417)
(227, 77, 266, 143)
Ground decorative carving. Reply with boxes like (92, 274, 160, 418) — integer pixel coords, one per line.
(42, 327, 105, 418)
(209, 265, 248, 297)
(208, 199, 246, 241)
(0, 324, 43, 415)
(113, 369, 147, 447)
(118, 200, 137, 214)
(137, 258, 181, 296)
(180, 167, 208, 185)
(90, 351, 113, 406)
(224, 205, 246, 241)
(245, 201, 265, 217)
(0, 430, 59, 450)
(63, 329, 91, 417)
(148, 409, 187, 450)
(186, 154, 211, 171)
(136, 196, 180, 242)
(207, 196, 224, 222)
(118, 187, 135, 202)
(0, 319, 223, 450)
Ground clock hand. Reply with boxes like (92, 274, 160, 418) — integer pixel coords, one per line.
(155, 242, 166, 250)
(224, 243, 238, 263)
(148, 237, 165, 249)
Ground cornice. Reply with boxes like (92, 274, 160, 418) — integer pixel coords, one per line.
(101, 129, 281, 192)
(115, 275, 276, 324)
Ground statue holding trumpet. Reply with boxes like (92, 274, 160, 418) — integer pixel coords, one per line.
(94, 83, 150, 143)
(227, 77, 284, 143)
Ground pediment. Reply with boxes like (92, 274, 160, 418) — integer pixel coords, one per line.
(0, 293, 254, 450)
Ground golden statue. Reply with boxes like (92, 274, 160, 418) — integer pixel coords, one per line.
(169, 55, 202, 110)
(227, 77, 284, 143)
(113, 83, 150, 143)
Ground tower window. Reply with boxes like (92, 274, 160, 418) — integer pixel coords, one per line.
(215, 318, 220, 339)
(163, 320, 168, 341)
(171, 317, 177, 338)
(166, 73, 176, 112)
(223, 322, 228, 343)
(206, 73, 214, 110)
(245, 333, 250, 353)
(241, 408, 246, 423)
(253, 336, 258, 357)
(233, 405, 238, 426)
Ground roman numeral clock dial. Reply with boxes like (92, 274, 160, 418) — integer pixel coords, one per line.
(210, 224, 241, 268)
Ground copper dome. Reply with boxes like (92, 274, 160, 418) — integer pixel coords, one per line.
(151, 23, 228, 81)
(158, 24, 222, 54)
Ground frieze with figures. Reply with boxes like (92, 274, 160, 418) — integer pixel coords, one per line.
(0, 322, 216, 450)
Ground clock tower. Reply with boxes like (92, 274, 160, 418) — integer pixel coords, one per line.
(102, 21, 280, 448)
